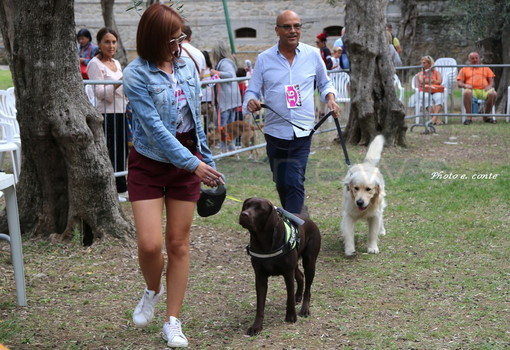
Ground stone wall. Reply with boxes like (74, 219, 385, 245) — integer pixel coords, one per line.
(0, 1, 474, 68)
(74, 0, 346, 64)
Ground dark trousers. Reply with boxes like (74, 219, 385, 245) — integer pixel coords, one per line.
(104, 113, 128, 193)
(265, 133, 312, 214)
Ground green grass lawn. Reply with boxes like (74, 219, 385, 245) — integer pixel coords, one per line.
(0, 70, 13, 90)
(1, 101, 509, 348)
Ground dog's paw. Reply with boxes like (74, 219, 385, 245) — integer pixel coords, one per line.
(367, 246, 380, 254)
(299, 307, 310, 318)
(247, 325, 262, 336)
(295, 294, 303, 304)
(345, 249, 357, 257)
(379, 226, 386, 236)
(285, 312, 297, 323)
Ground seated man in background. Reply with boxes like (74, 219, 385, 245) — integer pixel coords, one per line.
(457, 52, 497, 125)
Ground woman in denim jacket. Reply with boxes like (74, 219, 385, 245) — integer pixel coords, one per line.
(123, 4, 223, 348)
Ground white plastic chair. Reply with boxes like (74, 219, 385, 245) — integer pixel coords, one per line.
(331, 71, 350, 114)
(0, 89, 17, 117)
(85, 84, 97, 106)
(460, 88, 496, 123)
(435, 58, 457, 111)
(0, 172, 26, 306)
(411, 75, 422, 124)
(7, 87, 15, 103)
(0, 106, 21, 168)
(0, 118, 21, 182)
(411, 74, 449, 124)
(393, 74, 404, 102)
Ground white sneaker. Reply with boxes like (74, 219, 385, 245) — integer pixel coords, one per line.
(132, 284, 164, 328)
(119, 191, 129, 201)
(162, 316, 188, 348)
(118, 195, 127, 202)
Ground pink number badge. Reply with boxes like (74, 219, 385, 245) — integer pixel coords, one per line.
(285, 84, 302, 108)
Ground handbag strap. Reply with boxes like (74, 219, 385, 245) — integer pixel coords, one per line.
(181, 46, 200, 73)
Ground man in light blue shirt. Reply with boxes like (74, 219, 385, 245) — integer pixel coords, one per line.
(333, 27, 349, 70)
(243, 9, 339, 214)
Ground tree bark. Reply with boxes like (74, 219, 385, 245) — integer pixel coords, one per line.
(344, 0, 407, 147)
(398, 0, 418, 67)
(0, 0, 134, 244)
(495, 21, 510, 114)
(446, 0, 510, 114)
(100, 0, 128, 67)
(478, 25, 510, 115)
(146, 0, 160, 8)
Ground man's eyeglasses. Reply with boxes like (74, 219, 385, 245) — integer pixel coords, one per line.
(169, 33, 187, 45)
(276, 23, 302, 31)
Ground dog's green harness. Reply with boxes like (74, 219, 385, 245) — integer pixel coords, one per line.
(246, 213, 300, 259)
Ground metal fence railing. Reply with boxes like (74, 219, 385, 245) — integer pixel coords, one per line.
(84, 63, 510, 178)
(198, 76, 267, 160)
(84, 80, 129, 178)
(394, 64, 510, 132)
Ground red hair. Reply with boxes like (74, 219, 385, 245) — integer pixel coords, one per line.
(316, 33, 327, 42)
(136, 3, 184, 63)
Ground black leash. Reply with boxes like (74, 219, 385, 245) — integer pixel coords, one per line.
(259, 103, 351, 166)
(333, 117, 351, 166)
(311, 112, 351, 166)
(260, 103, 310, 131)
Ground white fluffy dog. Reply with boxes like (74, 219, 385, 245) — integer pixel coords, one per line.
(341, 135, 386, 256)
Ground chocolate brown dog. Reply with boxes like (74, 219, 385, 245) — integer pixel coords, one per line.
(239, 197, 321, 336)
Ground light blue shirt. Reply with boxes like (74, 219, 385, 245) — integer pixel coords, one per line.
(243, 42, 337, 140)
(333, 37, 350, 70)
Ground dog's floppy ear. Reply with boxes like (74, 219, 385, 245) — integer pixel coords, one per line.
(377, 182, 386, 198)
(348, 183, 357, 200)
(370, 184, 380, 206)
(372, 170, 386, 197)
(261, 201, 279, 232)
(343, 168, 354, 188)
(370, 183, 386, 205)
(241, 197, 252, 209)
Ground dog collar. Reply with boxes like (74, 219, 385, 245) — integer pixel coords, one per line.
(246, 215, 300, 259)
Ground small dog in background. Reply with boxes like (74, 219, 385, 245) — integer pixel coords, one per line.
(207, 120, 262, 159)
(239, 197, 321, 336)
(341, 135, 386, 256)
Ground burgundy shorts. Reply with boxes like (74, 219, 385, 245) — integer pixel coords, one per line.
(127, 130, 202, 202)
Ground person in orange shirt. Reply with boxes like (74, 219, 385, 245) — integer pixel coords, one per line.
(457, 52, 497, 124)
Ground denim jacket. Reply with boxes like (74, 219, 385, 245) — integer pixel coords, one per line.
(123, 56, 215, 172)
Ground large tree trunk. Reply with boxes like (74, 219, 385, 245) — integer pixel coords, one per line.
(495, 22, 510, 114)
(100, 0, 128, 67)
(0, 0, 134, 244)
(344, 0, 407, 146)
(479, 25, 510, 115)
(398, 0, 419, 67)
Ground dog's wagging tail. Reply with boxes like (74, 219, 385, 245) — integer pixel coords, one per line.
(363, 135, 385, 166)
